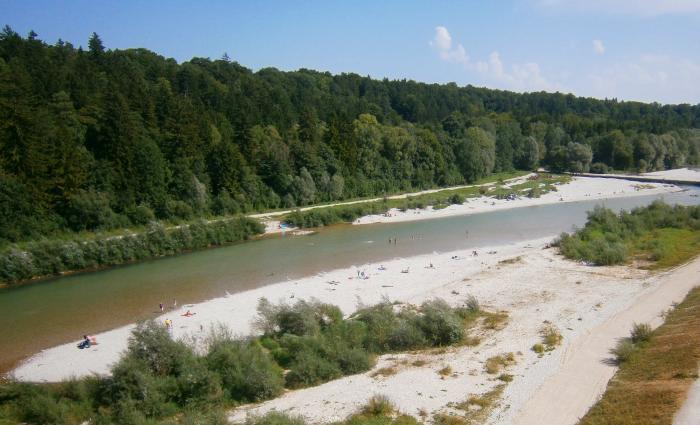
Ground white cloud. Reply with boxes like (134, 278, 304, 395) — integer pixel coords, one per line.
(430, 26, 451, 51)
(429, 26, 562, 93)
(592, 39, 605, 54)
(536, 0, 700, 16)
(430, 26, 468, 65)
(586, 54, 700, 103)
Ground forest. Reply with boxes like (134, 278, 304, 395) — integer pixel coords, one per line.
(2, 27, 700, 244)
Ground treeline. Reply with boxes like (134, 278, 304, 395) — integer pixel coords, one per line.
(556, 201, 700, 266)
(0, 217, 263, 284)
(0, 297, 484, 424)
(1, 27, 700, 243)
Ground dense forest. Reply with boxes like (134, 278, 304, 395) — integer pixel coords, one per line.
(2, 27, 700, 243)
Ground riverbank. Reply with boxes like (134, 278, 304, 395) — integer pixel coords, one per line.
(353, 175, 680, 226)
(224, 247, 699, 424)
(9, 232, 697, 425)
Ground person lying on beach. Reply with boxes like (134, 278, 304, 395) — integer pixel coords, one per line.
(378, 265, 386, 271)
(77, 335, 91, 349)
(181, 310, 196, 317)
(401, 267, 410, 273)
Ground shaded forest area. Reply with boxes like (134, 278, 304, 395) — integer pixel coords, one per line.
(2, 27, 700, 244)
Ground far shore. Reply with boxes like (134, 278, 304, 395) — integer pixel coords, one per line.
(262, 172, 689, 233)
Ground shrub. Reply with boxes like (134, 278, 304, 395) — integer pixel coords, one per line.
(17, 390, 71, 425)
(361, 394, 395, 416)
(448, 194, 464, 205)
(388, 320, 427, 350)
(465, 295, 480, 313)
(630, 322, 653, 344)
(104, 356, 179, 419)
(416, 299, 465, 346)
(124, 321, 194, 376)
(590, 162, 609, 174)
(541, 325, 563, 348)
(205, 339, 284, 402)
(438, 365, 453, 376)
(254, 298, 342, 337)
(527, 186, 542, 198)
(557, 202, 700, 267)
(532, 343, 545, 354)
(497, 373, 513, 382)
(485, 353, 516, 374)
(127, 205, 156, 225)
(353, 303, 399, 352)
(285, 348, 343, 388)
(611, 339, 638, 364)
(333, 346, 373, 375)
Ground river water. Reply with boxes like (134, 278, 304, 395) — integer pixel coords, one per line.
(1, 189, 699, 373)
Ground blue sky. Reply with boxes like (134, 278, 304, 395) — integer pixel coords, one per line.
(3, 0, 700, 104)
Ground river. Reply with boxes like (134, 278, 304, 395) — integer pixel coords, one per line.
(1, 189, 699, 373)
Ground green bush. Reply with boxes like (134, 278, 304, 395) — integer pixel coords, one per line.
(285, 348, 343, 388)
(611, 339, 638, 364)
(205, 339, 283, 402)
(388, 320, 427, 350)
(353, 303, 398, 352)
(415, 299, 465, 346)
(630, 322, 653, 344)
(254, 298, 343, 337)
(527, 186, 542, 198)
(532, 343, 545, 354)
(557, 202, 700, 266)
(590, 162, 609, 174)
(0, 298, 479, 423)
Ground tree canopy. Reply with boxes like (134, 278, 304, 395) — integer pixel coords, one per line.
(1, 27, 699, 243)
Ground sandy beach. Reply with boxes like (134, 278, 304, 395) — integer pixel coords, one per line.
(11, 235, 700, 424)
(8, 170, 700, 424)
(353, 175, 681, 226)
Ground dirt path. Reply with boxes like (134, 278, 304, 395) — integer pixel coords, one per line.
(674, 378, 700, 425)
(248, 173, 532, 220)
(512, 258, 700, 425)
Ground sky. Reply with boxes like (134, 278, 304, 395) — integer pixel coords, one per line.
(3, 0, 700, 104)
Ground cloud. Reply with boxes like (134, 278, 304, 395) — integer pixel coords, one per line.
(430, 26, 451, 51)
(586, 54, 700, 103)
(429, 26, 561, 93)
(535, 0, 700, 16)
(430, 26, 468, 65)
(592, 39, 605, 54)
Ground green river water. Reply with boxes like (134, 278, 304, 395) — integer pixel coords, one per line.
(1, 189, 699, 373)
